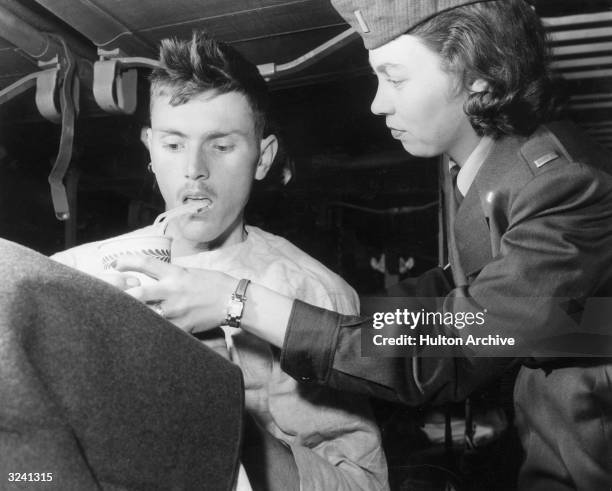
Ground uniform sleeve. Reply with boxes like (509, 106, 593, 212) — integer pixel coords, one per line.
(282, 163, 612, 406)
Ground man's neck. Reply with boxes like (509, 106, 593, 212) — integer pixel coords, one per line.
(169, 222, 248, 258)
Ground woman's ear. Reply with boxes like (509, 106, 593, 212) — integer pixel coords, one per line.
(255, 134, 278, 181)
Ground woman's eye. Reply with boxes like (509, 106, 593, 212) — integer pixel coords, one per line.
(387, 78, 404, 88)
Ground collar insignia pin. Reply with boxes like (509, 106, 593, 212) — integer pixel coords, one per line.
(354, 10, 370, 33)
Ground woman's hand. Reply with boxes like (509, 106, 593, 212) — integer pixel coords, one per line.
(113, 254, 294, 349)
(112, 255, 238, 334)
(98, 272, 143, 291)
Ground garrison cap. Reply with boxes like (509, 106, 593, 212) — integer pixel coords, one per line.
(330, 0, 495, 49)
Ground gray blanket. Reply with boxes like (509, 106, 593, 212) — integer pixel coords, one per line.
(0, 238, 243, 490)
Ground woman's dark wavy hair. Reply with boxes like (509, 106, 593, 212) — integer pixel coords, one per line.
(149, 31, 270, 137)
(411, 0, 566, 138)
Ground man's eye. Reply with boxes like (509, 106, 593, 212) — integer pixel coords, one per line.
(163, 143, 182, 151)
(214, 144, 234, 152)
(387, 78, 404, 87)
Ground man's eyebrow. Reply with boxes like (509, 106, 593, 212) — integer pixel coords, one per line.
(204, 129, 249, 139)
(154, 129, 188, 137)
(154, 129, 249, 139)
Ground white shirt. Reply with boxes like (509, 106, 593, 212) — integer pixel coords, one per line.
(453, 136, 495, 197)
(51, 225, 389, 491)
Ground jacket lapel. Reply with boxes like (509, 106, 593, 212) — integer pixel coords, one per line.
(452, 135, 523, 279)
(453, 182, 492, 279)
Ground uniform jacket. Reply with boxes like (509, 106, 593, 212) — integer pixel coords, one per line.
(281, 121, 612, 488)
(283, 119, 612, 397)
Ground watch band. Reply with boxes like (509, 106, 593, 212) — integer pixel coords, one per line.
(225, 278, 251, 328)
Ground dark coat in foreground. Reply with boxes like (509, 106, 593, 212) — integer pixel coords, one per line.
(0, 238, 243, 490)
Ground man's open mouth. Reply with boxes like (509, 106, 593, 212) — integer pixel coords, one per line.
(182, 195, 213, 211)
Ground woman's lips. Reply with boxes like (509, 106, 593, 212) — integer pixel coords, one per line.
(390, 129, 404, 139)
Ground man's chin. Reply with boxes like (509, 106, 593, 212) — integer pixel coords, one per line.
(182, 228, 218, 244)
(178, 220, 246, 250)
(173, 220, 216, 242)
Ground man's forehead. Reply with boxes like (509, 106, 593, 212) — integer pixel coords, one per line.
(150, 90, 257, 136)
(151, 88, 243, 108)
(150, 124, 252, 140)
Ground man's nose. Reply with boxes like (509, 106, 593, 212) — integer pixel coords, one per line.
(184, 147, 209, 180)
(370, 84, 393, 116)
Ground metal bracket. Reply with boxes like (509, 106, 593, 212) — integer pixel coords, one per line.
(93, 59, 138, 114)
(93, 48, 158, 114)
(35, 59, 61, 123)
(34, 58, 80, 123)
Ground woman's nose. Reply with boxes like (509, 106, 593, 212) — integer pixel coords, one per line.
(370, 84, 393, 116)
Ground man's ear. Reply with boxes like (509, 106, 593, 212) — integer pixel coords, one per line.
(142, 127, 152, 151)
(469, 78, 489, 93)
(255, 134, 278, 181)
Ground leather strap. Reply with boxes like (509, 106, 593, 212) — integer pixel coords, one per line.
(48, 36, 78, 221)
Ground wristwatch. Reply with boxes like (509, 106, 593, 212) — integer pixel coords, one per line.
(225, 278, 251, 328)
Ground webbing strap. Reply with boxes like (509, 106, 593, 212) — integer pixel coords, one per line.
(47, 37, 78, 221)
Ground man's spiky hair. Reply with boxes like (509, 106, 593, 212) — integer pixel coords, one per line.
(150, 31, 269, 137)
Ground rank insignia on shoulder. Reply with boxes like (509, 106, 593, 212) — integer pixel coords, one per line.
(353, 10, 370, 33)
(533, 152, 559, 168)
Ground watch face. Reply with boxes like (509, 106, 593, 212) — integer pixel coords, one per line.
(228, 299, 244, 318)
